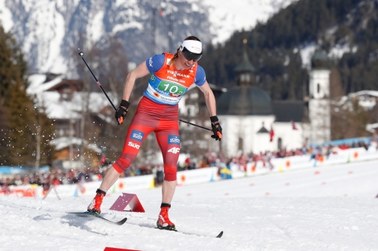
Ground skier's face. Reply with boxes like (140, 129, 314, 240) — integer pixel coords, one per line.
(179, 51, 196, 68)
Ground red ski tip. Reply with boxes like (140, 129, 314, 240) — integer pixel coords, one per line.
(104, 247, 141, 251)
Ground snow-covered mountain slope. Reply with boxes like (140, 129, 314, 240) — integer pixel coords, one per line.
(206, 0, 298, 44)
(0, 0, 297, 75)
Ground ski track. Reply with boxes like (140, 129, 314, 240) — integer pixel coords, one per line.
(1, 159, 378, 251)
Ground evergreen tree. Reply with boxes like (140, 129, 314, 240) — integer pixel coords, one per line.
(0, 25, 27, 165)
(4, 81, 38, 166)
(332, 99, 370, 139)
(0, 25, 55, 167)
(0, 105, 11, 165)
(0, 26, 27, 104)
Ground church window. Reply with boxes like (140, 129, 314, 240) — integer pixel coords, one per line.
(240, 73, 250, 83)
(277, 137, 282, 150)
(238, 137, 243, 151)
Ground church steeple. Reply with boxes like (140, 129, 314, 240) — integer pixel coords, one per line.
(311, 48, 331, 69)
(234, 39, 255, 86)
(308, 48, 331, 145)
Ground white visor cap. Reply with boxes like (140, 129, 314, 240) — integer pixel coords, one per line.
(181, 40, 202, 54)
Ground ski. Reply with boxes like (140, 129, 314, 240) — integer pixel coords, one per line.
(216, 231, 224, 238)
(69, 211, 127, 225)
(69, 212, 222, 237)
(172, 229, 223, 238)
(130, 222, 223, 238)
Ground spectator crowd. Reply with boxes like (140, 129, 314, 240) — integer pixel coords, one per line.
(0, 140, 374, 192)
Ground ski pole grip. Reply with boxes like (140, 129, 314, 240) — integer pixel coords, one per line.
(117, 117, 124, 125)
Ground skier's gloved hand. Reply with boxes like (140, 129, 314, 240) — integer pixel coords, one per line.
(210, 116, 222, 141)
(115, 99, 130, 125)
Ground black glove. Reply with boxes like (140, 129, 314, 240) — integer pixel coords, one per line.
(115, 99, 130, 125)
(210, 116, 222, 141)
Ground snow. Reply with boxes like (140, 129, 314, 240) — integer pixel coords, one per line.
(112, 21, 144, 34)
(0, 1, 13, 31)
(0, 0, 299, 74)
(43, 2, 66, 74)
(50, 137, 101, 153)
(26, 82, 116, 120)
(88, 12, 105, 42)
(295, 44, 317, 69)
(1, 159, 378, 251)
(329, 44, 358, 60)
(27, 74, 64, 94)
(350, 90, 378, 98)
(204, 0, 299, 44)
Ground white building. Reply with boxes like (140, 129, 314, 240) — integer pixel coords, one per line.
(215, 43, 308, 157)
(205, 41, 340, 157)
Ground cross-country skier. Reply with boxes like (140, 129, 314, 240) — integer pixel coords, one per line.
(87, 35, 222, 230)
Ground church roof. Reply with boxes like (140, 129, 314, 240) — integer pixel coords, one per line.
(311, 48, 331, 69)
(272, 100, 306, 122)
(234, 49, 255, 73)
(217, 86, 273, 115)
(234, 38, 255, 77)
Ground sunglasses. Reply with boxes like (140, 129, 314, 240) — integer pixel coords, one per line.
(181, 47, 202, 62)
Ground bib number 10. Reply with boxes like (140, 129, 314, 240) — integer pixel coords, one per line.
(158, 81, 186, 95)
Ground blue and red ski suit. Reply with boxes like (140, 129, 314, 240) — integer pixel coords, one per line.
(112, 53, 206, 181)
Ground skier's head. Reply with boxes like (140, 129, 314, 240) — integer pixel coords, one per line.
(177, 36, 203, 62)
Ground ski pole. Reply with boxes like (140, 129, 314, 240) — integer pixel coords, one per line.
(78, 49, 216, 134)
(77, 48, 117, 112)
(180, 119, 222, 139)
(179, 119, 222, 139)
(179, 119, 212, 131)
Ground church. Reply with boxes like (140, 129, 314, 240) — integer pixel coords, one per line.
(212, 41, 331, 157)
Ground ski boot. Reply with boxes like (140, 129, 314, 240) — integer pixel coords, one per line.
(87, 189, 106, 214)
(157, 203, 176, 231)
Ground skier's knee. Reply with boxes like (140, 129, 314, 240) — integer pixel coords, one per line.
(164, 166, 177, 181)
(113, 154, 134, 173)
(164, 173, 177, 181)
